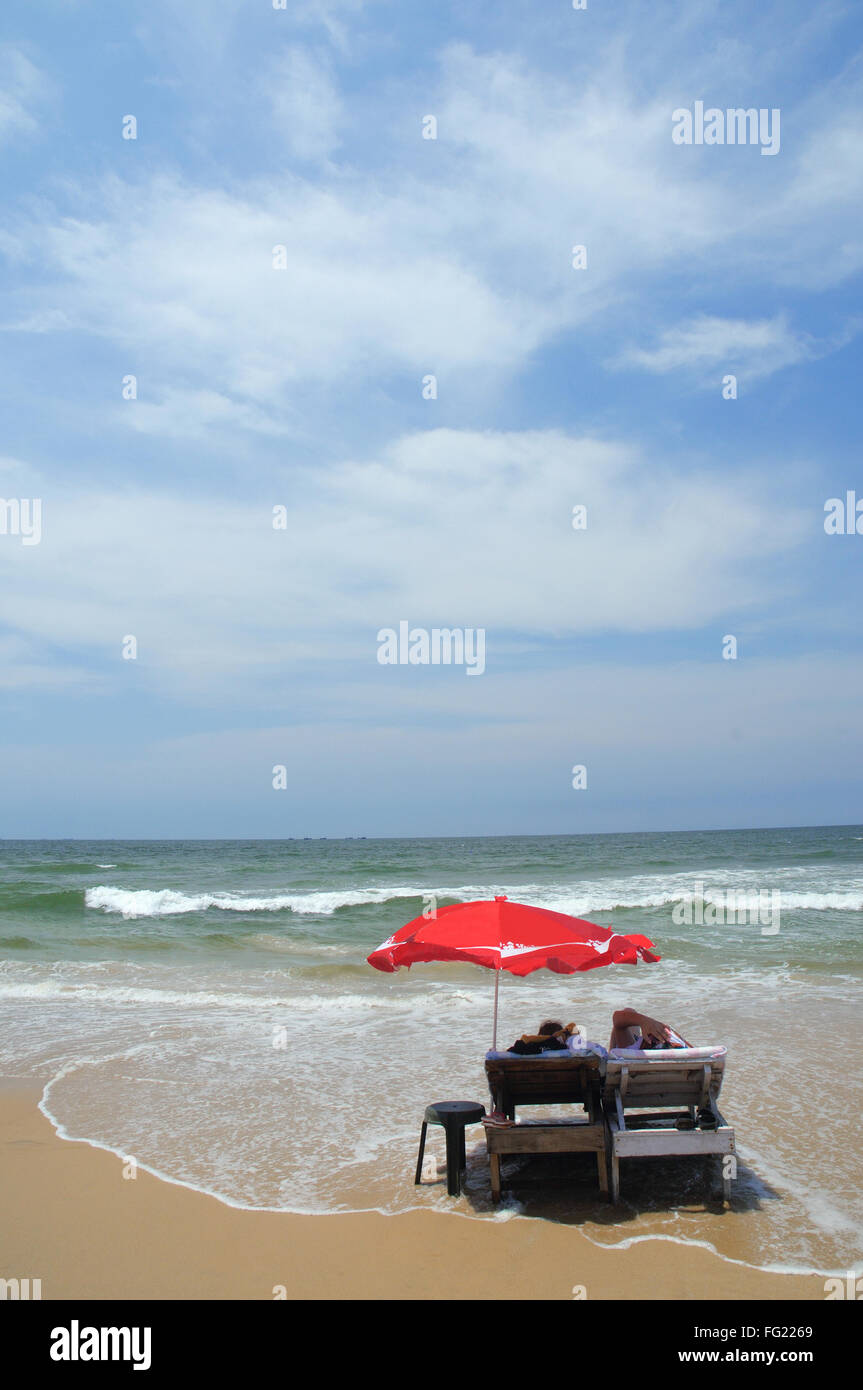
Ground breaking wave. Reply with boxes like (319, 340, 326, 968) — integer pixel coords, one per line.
(83, 880, 863, 921)
(84, 885, 430, 919)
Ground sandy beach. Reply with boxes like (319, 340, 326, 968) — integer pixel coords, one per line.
(0, 1083, 826, 1302)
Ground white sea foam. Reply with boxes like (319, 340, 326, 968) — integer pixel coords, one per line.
(83, 873, 863, 921)
(0, 966, 464, 1016)
(85, 884, 431, 918)
(523, 877, 863, 915)
(577, 1230, 832, 1277)
(539, 888, 863, 913)
(0, 978, 292, 1010)
(770, 891, 863, 910)
(249, 933, 351, 954)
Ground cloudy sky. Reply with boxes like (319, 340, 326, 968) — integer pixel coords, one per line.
(1, 0, 861, 837)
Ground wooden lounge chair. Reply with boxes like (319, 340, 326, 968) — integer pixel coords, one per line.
(483, 1053, 608, 1201)
(602, 1048, 735, 1204)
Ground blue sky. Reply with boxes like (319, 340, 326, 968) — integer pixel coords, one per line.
(0, 0, 861, 837)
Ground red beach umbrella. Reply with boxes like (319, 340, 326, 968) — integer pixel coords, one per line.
(367, 895, 660, 1049)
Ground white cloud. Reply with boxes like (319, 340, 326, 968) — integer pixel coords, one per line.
(123, 387, 297, 439)
(0, 169, 546, 449)
(4, 650, 862, 836)
(0, 309, 73, 334)
(432, 40, 863, 293)
(132, 0, 251, 68)
(267, 45, 343, 162)
(0, 635, 99, 692)
(1, 30, 860, 442)
(0, 454, 41, 483)
(611, 314, 818, 383)
(0, 45, 48, 144)
(286, 0, 378, 53)
(0, 429, 810, 700)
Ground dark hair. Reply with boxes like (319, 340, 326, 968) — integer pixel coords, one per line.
(538, 1019, 564, 1036)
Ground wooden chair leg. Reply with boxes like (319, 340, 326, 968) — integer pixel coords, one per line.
(414, 1121, 428, 1185)
(596, 1146, 609, 1196)
(490, 1153, 501, 1203)
(610, 1149, 620, 1203)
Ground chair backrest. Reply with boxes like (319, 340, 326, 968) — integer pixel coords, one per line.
(603, 1056, 726, 1111)
(485, 1055, 603, 1112)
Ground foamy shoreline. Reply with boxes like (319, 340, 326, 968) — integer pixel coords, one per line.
(0, 1081, 828, 1300)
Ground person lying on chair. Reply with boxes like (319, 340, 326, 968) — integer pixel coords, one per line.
(508, 1018, 581, 1054)
(609, 1008, 691, 1050)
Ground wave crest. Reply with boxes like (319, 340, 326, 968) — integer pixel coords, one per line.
(83, 879, 863, 921)
(84, 885, 427, 919)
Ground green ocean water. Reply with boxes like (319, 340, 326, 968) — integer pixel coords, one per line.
(1, 826, 861, 1274)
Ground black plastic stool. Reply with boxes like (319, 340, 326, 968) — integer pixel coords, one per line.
(414, 1101, 486, 1196)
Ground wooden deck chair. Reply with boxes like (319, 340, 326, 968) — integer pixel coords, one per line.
(483, 1054, 608, 1201)
(602, 1047, 735, 1204)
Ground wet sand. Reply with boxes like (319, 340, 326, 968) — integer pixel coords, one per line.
(0, 1083, 826, 1301)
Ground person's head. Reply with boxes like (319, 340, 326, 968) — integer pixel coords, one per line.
(538, 1019, 564, 1036)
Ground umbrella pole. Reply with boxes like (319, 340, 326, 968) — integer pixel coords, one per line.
(492, 970, 500, 1052)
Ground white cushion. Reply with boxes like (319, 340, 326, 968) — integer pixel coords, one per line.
(608, 1044, 726, 1062)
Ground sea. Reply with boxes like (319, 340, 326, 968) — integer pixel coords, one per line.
(1, 826, 861, 1278)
